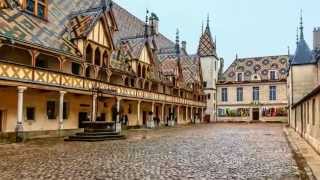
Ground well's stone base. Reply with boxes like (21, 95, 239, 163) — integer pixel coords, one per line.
(0, 129, 83, 143)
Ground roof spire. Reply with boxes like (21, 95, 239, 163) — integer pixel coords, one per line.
(201, 21, 204, 35)
(207, 13, 210, 27)
(296, 26, 299, 46)
(175, 28, 180, 55)
(299, 9, 304, 40)
(144, 9, 149, 38)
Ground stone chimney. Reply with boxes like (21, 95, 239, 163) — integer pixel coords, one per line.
(149, 13, 159, 35)
(313, 27, 320, 50)
(181, 41, 187, 51)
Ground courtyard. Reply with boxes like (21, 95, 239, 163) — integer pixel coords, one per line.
(0, 124, 301, 179)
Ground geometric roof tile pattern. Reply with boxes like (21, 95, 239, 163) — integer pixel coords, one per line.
(221, 55, 289, 82)
(197, 23, 216, 57)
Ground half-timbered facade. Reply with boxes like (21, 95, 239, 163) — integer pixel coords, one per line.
(0, 0, 206, 141)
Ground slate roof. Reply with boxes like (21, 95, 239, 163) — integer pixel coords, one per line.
(197, 23, 216, 57)
(291, 37, 317, 65)
(221, 55, 289, 82)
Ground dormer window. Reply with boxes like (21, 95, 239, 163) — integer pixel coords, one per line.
(269, 70, 278, 80)
(25, 0, 47, 19)
(236, 72, 244, 82)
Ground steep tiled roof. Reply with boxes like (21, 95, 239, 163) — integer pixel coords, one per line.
(0, 0, 174, 56)
(197, 23, 216, 57)
(221, 55, 289, 82)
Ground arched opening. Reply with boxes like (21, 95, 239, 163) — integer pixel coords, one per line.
(131, 79, 135, 87)
(85, 66, 95, 79)
(86, 45, 93, 63)
(142, 66, 146, 79)
(137, 64, 141, 77)
(62, 61, 83, 76)
(35, 54, 60, 70)
(94, 48, 101, 66)
(0, 45, 32, 65)
(144, 81, 149, 90)
(97, 69, 108, 82)
(124, 77, 129, 86)
(103, 51, 108, 67)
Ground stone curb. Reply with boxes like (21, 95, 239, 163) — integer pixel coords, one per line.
(284, 128, 317, 180)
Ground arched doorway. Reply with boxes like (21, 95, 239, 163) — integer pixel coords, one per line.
(86, 45, 93, 64)
(94, 48, 101, 66)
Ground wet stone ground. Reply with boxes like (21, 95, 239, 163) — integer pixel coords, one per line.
(0, 124, 300, 180)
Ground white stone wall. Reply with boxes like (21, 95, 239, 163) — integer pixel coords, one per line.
(200, 56, 220, 122)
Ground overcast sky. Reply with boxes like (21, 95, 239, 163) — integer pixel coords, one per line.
(113, 0, 320, 69)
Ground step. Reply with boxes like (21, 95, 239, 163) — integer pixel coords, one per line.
(76, 132, 119, 136)
(84, 129, 115, 133)
(68, 134, 125, 140)
(64, 136, 126, 142)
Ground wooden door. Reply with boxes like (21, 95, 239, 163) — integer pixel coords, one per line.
(78, 112, 88, 128)
(0, 111, 2, 132)
(143, 111, 147, 125)
(252, 108, 260, 121)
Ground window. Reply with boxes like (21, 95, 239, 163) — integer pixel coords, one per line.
(47, 101, 56, 119)
(26, 107, 35, 121)
(237, 87, 243, 102)
(203, 81, 207, 88)
(207, 93, 211, 100)
(221, 88, 228, 102)
(71, 63, 81, 75)
(270, 71, 277, 80)
(237, 73, 243, 82)
(312, 99, 315, 125)
(253, 87, 259, 101)
(63, 102, 69, 120)
(25, 0, 47, 19)
(269, 86, 277, 101)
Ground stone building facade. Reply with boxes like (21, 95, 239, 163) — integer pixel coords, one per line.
(0, 0, 207, 142)
(217, 55, 289, 122)
(288, 16, 320, 153)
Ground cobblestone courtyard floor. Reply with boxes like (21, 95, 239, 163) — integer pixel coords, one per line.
(0, 124, 300, 180)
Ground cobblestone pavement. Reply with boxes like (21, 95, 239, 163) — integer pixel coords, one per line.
(0, 124, 300, 180)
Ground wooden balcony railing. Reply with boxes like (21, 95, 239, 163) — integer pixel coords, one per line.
(0, 61, 206, 107)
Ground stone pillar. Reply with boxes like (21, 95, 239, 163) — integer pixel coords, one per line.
(137, 101, 141, 126)
(177, 105, 180, 124)
(191, 106, 194, 123)
(116, 98, 121, 123)
(16, 86, 27, 142)
(186, 106, 188, 122)
(201, 108, 204, 123)
(116, 97, 121, 133)
(161, 103, 165, 125)
(59, 91, 67, 129)
(92, 93, 98, 122)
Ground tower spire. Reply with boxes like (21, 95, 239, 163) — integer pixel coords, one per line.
(175, 28, 180, 55)
(299, 9, 304, 40)
(201, 21, 204, 35)
(144, 9, 149, 38)
(207, 13, 210, 27)
(296, 26, 299, 46)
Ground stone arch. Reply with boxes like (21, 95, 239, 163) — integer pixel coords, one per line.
(36, 53, 60, 70)
(0, 45, 32, 66)
(86, 44, 93, 63)
(94, 48, 101, 66)
(85, 65, 95, 79)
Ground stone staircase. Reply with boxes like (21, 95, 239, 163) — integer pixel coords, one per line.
(65, 121, 126, 142)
